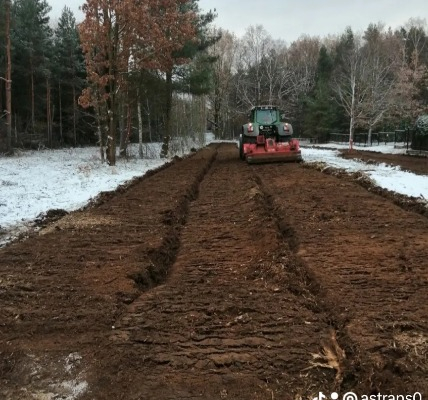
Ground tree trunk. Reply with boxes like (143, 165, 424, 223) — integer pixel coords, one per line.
(147, 97, 152, 142)
(96, 100, 105, 163)
(125, 101, 131, 157)
(59, 82, 63, 144)
(119, 95, 131, 158)
(165, 69, 173, 139)
(213, 85, 221, 139)
(5, 0, 12, 153)
(104, 11, 119, 166)
(106, 110, 116, 165)
(349, 77, 356, 150)
(137, 89, 143, 158)
(0, 77, 3, 115)
(98, 122, 103, 161)
(119, 91, 131, 158)
(31, 65, 35, 133)
(46, 76, 51, 147)
(119, 96, 125, 157)
(73, 85, 77, 146)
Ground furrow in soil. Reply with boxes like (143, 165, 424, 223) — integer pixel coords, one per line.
(101, 144, 339, 400)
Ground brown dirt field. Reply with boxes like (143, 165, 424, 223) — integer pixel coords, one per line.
(0, 143, 427, 400)
(339, 148, 428, 175)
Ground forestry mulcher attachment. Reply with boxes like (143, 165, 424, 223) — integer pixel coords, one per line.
(239, 105, 302, 164)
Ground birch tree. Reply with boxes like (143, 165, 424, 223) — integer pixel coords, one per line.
(209, 29, 238, 138)
(275, 46, 295, 112)
(360, 24, 402, 143)
(333, 29, 368, 147)
(261, 42, 287, 106)
(403, 18, 427, 68)
(392, 21, 428, 127)
(286, 36, 320, 102)
(285, 35, 320, 122)
(236, 25, 273, 108)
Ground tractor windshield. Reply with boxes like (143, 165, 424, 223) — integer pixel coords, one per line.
(255, 109, 277, 125)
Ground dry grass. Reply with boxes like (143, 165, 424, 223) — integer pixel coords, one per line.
(40, 214, 117, 235)
(304, 329, 346, 385)
(394, 331, 428, 371)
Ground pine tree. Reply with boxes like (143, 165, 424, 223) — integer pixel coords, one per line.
(11, 0, 53, 136)
(0, 0, 12, 153)
(151, 0, 218, 142)
(5, 0, 12, 153)
(173, 2, 219, 96)
(53, 6, 86, 145)
(0, 0, 6, 117)
(303, 46, 336, 142)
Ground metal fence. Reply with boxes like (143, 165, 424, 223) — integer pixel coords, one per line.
(319, 129, 428, 153)
(327, 130, 412, 146)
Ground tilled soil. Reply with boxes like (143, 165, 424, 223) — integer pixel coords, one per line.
(339, 148, 428, 175)
(0, 143, 427, 400)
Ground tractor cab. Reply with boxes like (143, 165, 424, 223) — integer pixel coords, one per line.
(251, 107, 278, 125)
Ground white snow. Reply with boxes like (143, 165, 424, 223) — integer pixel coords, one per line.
(1, 139, 427, 247)
(12, 352, 88, 400)
(302, 142, 428, 199)
(0, 144, 166, 245)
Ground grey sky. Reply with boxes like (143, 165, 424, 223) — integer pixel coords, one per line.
(50, 0, 427, 42)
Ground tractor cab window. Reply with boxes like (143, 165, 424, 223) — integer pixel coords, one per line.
(256, 109, 277, 125)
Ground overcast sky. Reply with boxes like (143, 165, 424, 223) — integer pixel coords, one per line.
(49, 0, 426, 43)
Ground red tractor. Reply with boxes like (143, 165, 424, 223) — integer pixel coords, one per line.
(239, 105, 302, 163)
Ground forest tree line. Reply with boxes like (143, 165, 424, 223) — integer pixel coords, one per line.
(209, 22, 428, 146)
(1, 0, 428, 162)
(0, 0, 218, 164)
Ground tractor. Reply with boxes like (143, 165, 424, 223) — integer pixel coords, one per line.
(239, 105, 302, 163)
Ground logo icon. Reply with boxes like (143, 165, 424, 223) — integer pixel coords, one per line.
(313, 392, 339, 400)
(342, 393, 358, 400)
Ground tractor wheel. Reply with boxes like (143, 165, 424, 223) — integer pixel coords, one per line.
(239, 134, 245, 160)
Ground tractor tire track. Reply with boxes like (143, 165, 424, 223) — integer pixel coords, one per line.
(0, 145, 218, 400)
(256, 161, 428, 395)
(92, 144, 337, 400)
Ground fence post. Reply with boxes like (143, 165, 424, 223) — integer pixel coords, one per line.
(406, 128, 409, 150)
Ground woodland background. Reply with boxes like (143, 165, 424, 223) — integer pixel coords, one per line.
(1, 0, 428, 164)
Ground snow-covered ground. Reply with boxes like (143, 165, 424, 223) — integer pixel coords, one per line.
(302, 142, 428, 198)
(1, 138, 427, 247)
(0, 143, 165, 243)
